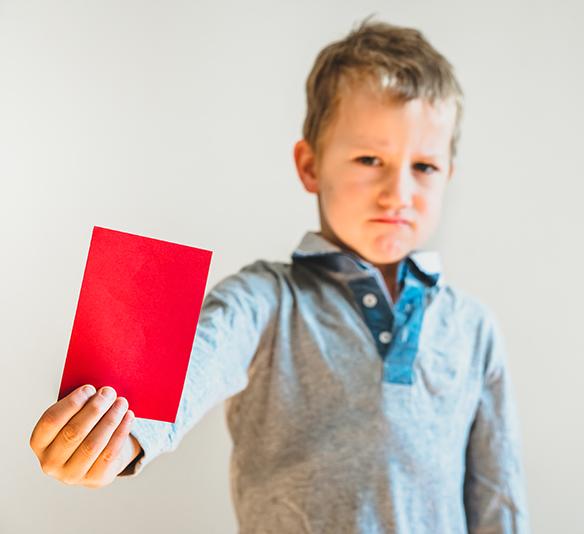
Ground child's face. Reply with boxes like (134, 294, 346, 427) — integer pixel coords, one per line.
(294, 85, 457, 269)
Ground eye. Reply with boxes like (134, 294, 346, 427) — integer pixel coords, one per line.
(355, 156, 381, 167)
(414, 162, 439, 174)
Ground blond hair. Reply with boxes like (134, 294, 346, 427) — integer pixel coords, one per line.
(302, 15, 464, 166)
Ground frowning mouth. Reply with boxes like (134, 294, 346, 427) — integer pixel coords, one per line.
(370, 218, 411, 225)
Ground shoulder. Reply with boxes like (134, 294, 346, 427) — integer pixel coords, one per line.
(437, 283, 508, 377)
(434, 282, 497, 325)
(431, 282, 503, 351)
(446, 285, 504, 342)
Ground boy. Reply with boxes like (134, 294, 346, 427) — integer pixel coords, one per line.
(30, 17, 530, 533)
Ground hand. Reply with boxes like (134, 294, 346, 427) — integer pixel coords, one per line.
(30, 384, 138, 488)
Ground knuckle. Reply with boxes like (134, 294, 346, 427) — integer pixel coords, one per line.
(61, 422, 83, 445)
(99, 447, 117, 465)
(78, 438, 101, 459)
(39, 410, 59, 430)
(103, 411, 122, 431)
(66, 394, 86, 414)
(40, 459, 58, 477)
(98, 410, 124, 436)
(62, 395, 87, 418)
(113, 397, 129, 412)
(87, 399, 107, 418)
(30, 415, 57, 447)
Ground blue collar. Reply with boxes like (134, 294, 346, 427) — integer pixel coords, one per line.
(291, 231, 444, 288)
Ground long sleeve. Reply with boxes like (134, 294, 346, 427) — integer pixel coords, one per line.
(117, 259, 280, 478)
(463, 309, 531, 532)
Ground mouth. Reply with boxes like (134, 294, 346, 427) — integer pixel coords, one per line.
(370, 218, 411, 225)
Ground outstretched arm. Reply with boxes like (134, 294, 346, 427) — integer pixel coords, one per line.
(117, 259, 280, 478)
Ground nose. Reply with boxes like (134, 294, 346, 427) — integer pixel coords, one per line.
(378, 165, 414, 208)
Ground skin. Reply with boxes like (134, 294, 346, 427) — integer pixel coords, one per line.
(29, 385, 142, 488)
(294, 84, 457, 303)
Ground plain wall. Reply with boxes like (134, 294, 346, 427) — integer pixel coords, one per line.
(1, 1, 583, 532)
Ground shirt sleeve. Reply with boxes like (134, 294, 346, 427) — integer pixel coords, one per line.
(117, 259, 280, 478)
(463, 308, 531, 532)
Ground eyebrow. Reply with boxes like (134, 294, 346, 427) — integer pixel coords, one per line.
(350, 143, 446, 159)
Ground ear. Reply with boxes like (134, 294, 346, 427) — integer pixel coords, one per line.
(293, 139, 319, 194)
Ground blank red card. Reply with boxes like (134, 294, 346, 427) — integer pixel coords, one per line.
(58, 226, 213, 423)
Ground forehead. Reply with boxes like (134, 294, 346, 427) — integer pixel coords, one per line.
(325, 86, 457, 154)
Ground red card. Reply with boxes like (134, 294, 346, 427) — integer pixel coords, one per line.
(58, 226, 213, 423)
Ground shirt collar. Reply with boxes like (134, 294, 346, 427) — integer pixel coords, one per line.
(291, 230, 444, 287)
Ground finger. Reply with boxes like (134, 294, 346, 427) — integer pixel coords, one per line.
(30, 384, 97, 453)
(42, 386, 117, 467)
(61, 396, 129, 483)
(84, 409, 135, 485)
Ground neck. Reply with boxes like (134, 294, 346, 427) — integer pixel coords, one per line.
(376, 262, 402, 303)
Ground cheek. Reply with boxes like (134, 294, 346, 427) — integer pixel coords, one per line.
(413, 194, 429, 214)
(415, 189, 442, 212)
(414, 191, 443, 227)
(322, 180, 368, 214)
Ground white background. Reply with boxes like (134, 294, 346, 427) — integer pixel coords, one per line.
(1, 1, 583, 532)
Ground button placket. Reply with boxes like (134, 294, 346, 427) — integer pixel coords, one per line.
(348, 272, 430, 385)
(384, 283, 427, 384)
(347, 277, 394, 360)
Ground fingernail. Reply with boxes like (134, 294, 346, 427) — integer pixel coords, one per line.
(82, 385, 96, 396)
(100, 386, 116, 399)
(115, 397, 128, 410)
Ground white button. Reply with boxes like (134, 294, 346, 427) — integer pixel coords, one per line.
(404, 303, 412, 313)
(401, 328, 408, 342)
(379, 331, 392, 343)
(362, 293, 378, 308)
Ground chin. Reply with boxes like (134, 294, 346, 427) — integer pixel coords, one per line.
(365, 237, 412, 263)
(350, 245, 406, 266)
(369, 252, 408, 265)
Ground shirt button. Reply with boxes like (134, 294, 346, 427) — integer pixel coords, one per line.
(362, 293, 378, 308)
(404, 303, 412, 313)
(379, 331, 392, 344)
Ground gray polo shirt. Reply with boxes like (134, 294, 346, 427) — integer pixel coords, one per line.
(120, 230, 530, 533)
